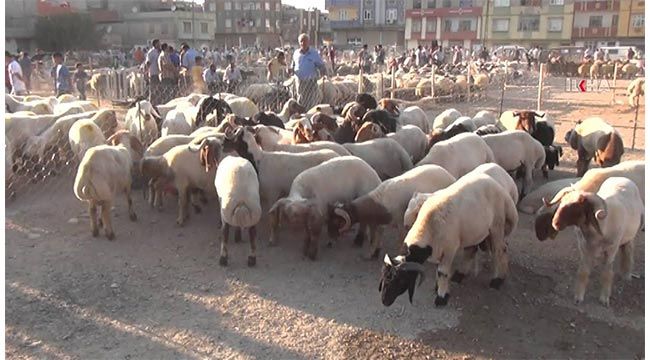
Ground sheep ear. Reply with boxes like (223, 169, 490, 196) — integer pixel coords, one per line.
(407, 276, 417, 304)
(268, 198, 288, 216)
(512, 111, 520, 117)
(595, 209, 607, 220)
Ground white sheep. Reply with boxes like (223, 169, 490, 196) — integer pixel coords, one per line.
(481, 130, 546, 198)
(215, 155, 262, 267)
(403, 163, 519, 229)
(269, 156, 381, 260)
(397, 106, 430, 133)
(124, 100, 161, 147)
(445, 116, 476, 132)
(73, 131, 143, 240)
(542, 177, 644, 306)
(222, 127, 341, 244)
(343, 138, 413, 180)
(416, 132, 495, 179)
(380, 173, 518, 307)
(160, 102, 197, 136)
(252, 125, 294, 147)
(226, 96, 260, 118)
(387, 125, 429, 164)
(53, 101, 98, 114)
(471, 110, 497, 128)
(518, 178, 581, 214)
(68, 119, 107, 161)
(5, 94, 53, 114)
(432, 108, 462, 130)
(329, 165, 456, 258)
(627, 78, 644, 107)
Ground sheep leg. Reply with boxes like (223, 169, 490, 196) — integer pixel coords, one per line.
(219, 221, 229, 266)
(234, 228, 242, 243)
(576, 147, 591, 177)
(268, 205, 280, 246)
(619, 241, 635, 280)
(353, 224, 366, 247)
(248, 226, 257, 267)
(574, 254, 593, 305)
(147, 180, 155, 208)
(599, 247, 619, 307)
(365, 224, 381, 260)
(177, 187, 190, 226)
(126, 187, 137, 222)
(452, 245, 479, 283)
(435, 250, 456, 307)
(101, 201, 115, 240)
(542, 164, 549, 179)
(489, 228, 509, 290)
(89, 202, 99, 237)
(306, 224, 322, 261)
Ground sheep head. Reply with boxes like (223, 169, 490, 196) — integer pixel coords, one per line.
(106, 130, 145, 162)
(564, 129, 580, 150)
(293, 120, 315, 144)
(312, 124, 334, 142)
(378, 98, 400, 117)
(512, 111, 540, 134)
(594, 132, 624, 168)
(355, 122, 384, 142)
(355, 93, 378, 111)
(284, 99, 306, 117)
(269, 198, 322, 231)
(188, 136, 223, 173)
(310, 112, 338, 133)
(379, 244, 431, 306)
(542, 188, 606, 235)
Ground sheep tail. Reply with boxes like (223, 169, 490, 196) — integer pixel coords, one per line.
(232, 203, 254, 228)
(74, 168, 99, 202)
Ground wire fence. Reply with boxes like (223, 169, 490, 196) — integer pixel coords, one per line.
(6, 59, 645, 203)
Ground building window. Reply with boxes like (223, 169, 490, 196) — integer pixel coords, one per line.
(224, 1, 231, 10)
(183, 21, 192, 33)
(548, 17, 562, 32)
(414, 0, 422, 9)
(339, 10, 348, 20)
(386, 8, 397, 23)
(347, 37, 362, 45)
(520, 0, 537, 5)
(201, 22, 208, 33)
(161, 23, 168, 34)
(234, 2, 241, 10)
(459, 19, 472, 31)
(276, 19, 280, 28)
(412, 19, 422, 32)
(225, 19, 232, 28)
(549, 0, 564, 4)
(209, 3, 215, 11)
(443, 19, 452, 32)
(442, 0, 452, 7)
(492, 18, 509, 32)
(632, 14, 644, 27)
(518, 15, 540, 31)
(149, 23, 155, 34)
(256, 3, 261, 10)
(588, 16, 602, 28)
(612, 14, 619, 27)
(426, 0, 436, 8)
(265, 2, 270, 10)
(426, 18, 436, 32)
(276, 2, 281, 11)
(494, 0, 510, 6)
(364, 10, 372, 20)
(459, 0, 472, 7)
(266, 19, 270, 28)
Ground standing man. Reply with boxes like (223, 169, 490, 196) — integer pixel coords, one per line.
(133, 46, 145, 65)
(6, 52, 27, 95)
(52, 52, 72, 97)
(203, 63, 220, 94)
(181, 43, 198, 69)
(289, 33, 326, 109)
(157, 43, 177, 104)
(145, 39, 161, 104)
(267, 51, 287, 83)
(627, 47, 636, 61)
(18, 51, 32, 94)
(223, 57, 242, 94)
(358, 44, 371, 73)
(374, 44, 385, 73)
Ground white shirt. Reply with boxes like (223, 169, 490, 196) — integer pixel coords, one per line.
(8, 60, 26, 94)
(223, 66, 241, 82)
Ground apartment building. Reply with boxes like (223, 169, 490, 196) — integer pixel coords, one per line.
(281, 5, 323, 46)
(483, 0, 573, 48)
(405, 0, 484, 50)
(213, 0, 282, 48)
(326, 0, 406, 48)
(616, 0, 645, 47)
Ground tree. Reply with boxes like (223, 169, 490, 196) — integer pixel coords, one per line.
(34, 13, 101, 51)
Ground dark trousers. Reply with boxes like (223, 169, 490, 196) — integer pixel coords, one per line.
(148, 75, 161, 105)
(76, 83, 86, 100)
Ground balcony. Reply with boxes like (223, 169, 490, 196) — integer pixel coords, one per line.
(330, 20, 363, 29)
(574, 0, 619, 12)
(572, 26, 617, 38)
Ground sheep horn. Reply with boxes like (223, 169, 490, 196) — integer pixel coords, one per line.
(334, 207, 352, 232)
(542, 187, 571, 207)
(188, 137, 210, 153)
(384, 253, 393, 266)
(584, 193, 608, 233)
(534, 112, 544, 118)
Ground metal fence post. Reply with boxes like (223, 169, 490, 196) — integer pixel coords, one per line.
(390, 68, 395, 99)
(611, 64, 618, 104)
(358, 68, 363, 94)
(466, 64, 471, 103)
(537, 63, 545, 111)
(632, 95, 640, 150)
(378, 72, 384, 99)
(430, 69, 435, 104)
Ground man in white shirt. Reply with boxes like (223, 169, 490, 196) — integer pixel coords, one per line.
(5, 51, 26, 95)
(222, 58, 242, 93)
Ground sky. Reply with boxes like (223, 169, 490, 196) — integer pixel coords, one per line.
(282, 0, 326, 10)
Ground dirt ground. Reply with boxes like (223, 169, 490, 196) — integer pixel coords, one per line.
(5, 77, 646, 359)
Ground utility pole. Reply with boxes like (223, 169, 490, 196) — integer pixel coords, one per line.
(192, 1, 196, 47)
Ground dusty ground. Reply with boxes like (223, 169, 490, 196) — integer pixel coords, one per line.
(5, 77, 646, 359)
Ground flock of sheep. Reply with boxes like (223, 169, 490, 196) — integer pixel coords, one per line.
(4, 87, 644, 310)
